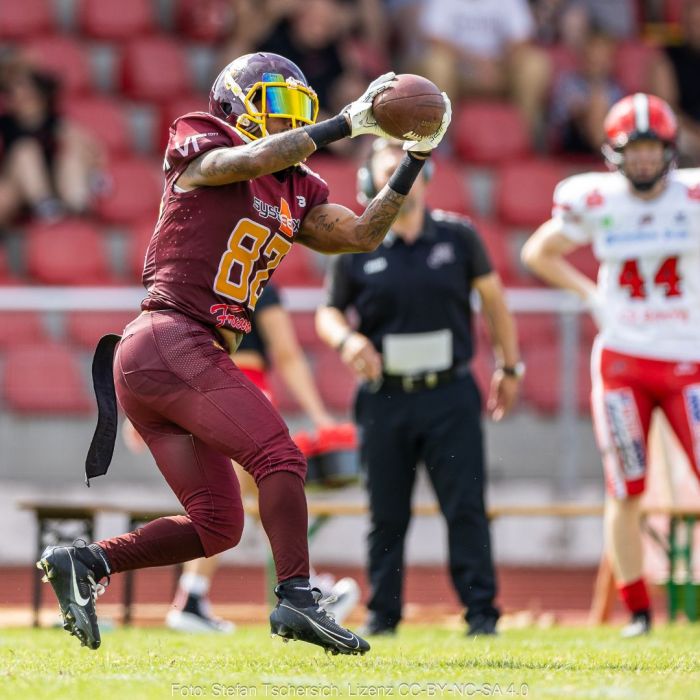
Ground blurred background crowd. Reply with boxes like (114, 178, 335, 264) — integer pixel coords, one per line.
(3, 0, 700, 417)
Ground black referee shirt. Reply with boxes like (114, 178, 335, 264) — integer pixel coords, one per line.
(237, 282, 281, 366)
(325, 210, 493, 365)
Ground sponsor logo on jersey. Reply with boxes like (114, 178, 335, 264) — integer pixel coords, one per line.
(604, 389, 646, 479)
(688, 184, 700, 200)
(601, 215, 614, 229)
(253, 196, 300, 235)
(674, 211, 687, 224)
(638, 213, 654, 226)
(586, 189, 604, 208)
(684, 385, 700, 470)
(173, 133, 208, 157)
(363, 257, 388, 275)
(604, 228, 689, 245)
(278, 197, 294, 237)
(426, 242, 456, 269)
(210, 304, 251, 332)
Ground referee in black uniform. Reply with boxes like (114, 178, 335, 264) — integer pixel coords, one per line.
(315, 139, 523, 636)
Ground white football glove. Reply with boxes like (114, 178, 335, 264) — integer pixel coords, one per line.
(402, 92, 452, 154)
(343, 72, 397, 138)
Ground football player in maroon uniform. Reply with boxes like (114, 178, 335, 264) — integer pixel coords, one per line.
(36, 52, 451, 655)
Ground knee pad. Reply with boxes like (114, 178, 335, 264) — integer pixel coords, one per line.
(189, 500, 244, 556)
(247, 438, 307, 486)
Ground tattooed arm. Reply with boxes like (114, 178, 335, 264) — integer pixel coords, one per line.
(297, 186, 406, 254)
(177, 128, 319, 189)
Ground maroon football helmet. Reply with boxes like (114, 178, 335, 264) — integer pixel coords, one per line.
(209, 52, 319, 140)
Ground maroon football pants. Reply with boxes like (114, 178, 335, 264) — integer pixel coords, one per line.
(98, 310, 309, 582)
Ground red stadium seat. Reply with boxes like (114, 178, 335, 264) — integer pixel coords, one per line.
(521, 343, 591, 415)
(516, 313, 559, 353)
(308, 156, 363, 214)
(158, 94, 209, 152)
(26, 219, 116, 285)
(495, 159, 570, 228)
(566, 244, 599, 281)
(273, 245, 324, 287)
(79, 0, 156, 40)
(2, 343, 93, 414)
(470, 217, 516, 284)
(120, 36, 193, 103)
(0, 248, 18, 284)
(65, 311, 137, 349)
(315, 346, 357, 412)
(544, 44, 579, 87)
(614, 42, 658, 95)
(291, 311, 324, 349)
(471, 217, 543, 287)
(175, 0, 234, 42)
(453, 101, 533, 166)
(0, 312, 47, 349)
(97, 156, 163, 225)
(425, 157, 472, 214)
(665, 0, 684, 23)
(267, 367, 301, 414)
(64, 97, 131, 155)
(0, 0, 53, 39)
(25, 36, 92, 95)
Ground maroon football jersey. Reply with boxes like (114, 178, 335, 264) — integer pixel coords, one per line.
(141, 112, 329, 333)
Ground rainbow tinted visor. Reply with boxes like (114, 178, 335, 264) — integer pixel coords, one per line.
(241, 72, 319, 136)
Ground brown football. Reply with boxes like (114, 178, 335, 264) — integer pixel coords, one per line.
(372, 74, 445, 140)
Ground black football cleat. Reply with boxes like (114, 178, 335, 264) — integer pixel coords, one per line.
(270, 588, 370, 656)
(621, 610, 652, 638)
(36, 545, 107, 650)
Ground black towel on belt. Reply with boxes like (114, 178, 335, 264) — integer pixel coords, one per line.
(85, 333, 121, 486)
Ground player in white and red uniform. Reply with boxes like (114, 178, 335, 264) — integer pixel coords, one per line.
(523, 93, 700, 637)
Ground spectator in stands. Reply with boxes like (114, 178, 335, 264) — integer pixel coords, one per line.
(418, 0, 551, 145)
(223, 0, 381, 118)
(124, 283, 360, 633)
(532, 0, 637, 49)
(316, 138, 522, 637)
(548, 29, 624, 156)
(0, 57, 101, 225)
(650, 0, 700, 163)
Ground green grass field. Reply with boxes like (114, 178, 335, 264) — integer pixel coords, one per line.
(1, 625, 699, 700)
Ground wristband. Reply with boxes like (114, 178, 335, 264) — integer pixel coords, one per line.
(304, 114, 351, 149)
(387, 153, 426, 196)
(499, 362, 526, 379)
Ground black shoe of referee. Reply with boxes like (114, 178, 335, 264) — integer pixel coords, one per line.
(270, 578, 370, 656)
(36, 542, 110, 650)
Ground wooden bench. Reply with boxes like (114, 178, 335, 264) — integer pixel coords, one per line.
(20, 500, 700, 626)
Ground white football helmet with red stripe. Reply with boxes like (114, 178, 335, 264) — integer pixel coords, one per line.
(602, 93, 678, 190)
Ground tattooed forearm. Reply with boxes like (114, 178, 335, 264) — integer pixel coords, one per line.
(199, 128, 317, 182)
(311, 212, 339, 234)
(353, 187, 405, 250)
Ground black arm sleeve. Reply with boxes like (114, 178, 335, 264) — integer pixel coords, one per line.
(324, 254, 356, 311)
